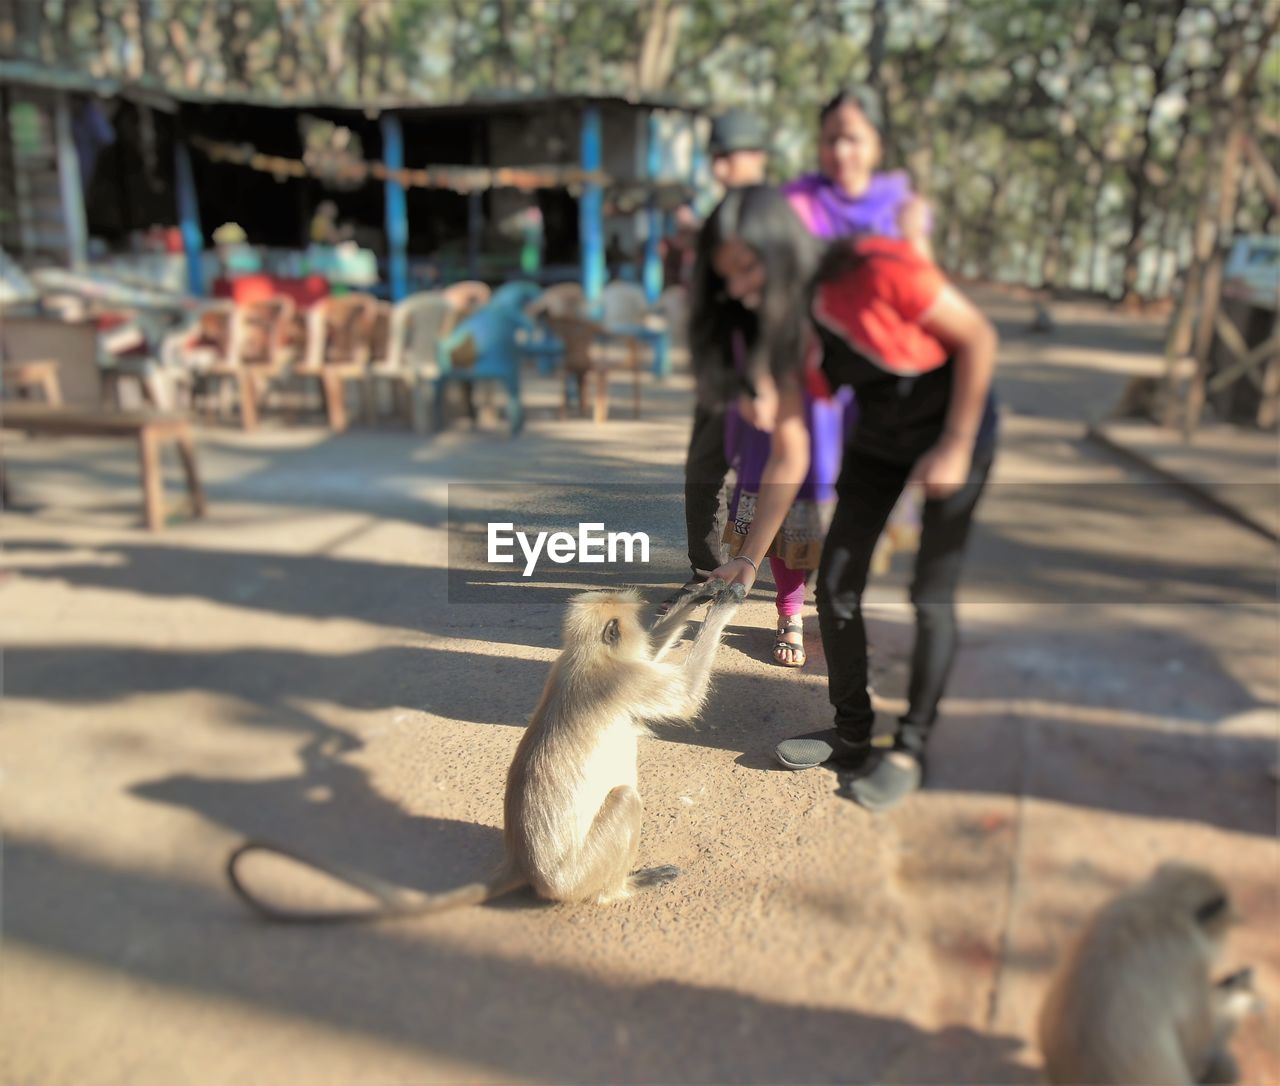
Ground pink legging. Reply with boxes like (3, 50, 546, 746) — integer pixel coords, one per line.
(770, 557, 807, 617)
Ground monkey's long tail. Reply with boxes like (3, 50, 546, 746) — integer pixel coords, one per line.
(226, 839, 526, 923)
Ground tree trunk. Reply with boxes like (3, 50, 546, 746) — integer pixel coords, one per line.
(191, 1, 218, 90)
(1184, 118, 1247, 434)
(1118, 0, 1186, 305)
(276, 0, 301, 90)
(446, 0, 466, 99)
(59, 0, 77, 62)
(1040, 179, 1071, 289)
(868, 0, 893, 156)
(634, 0, 686, 95)
(906, 138, 933, 199)
(1145, 204, 1168, 299)
(0, 0, 18, 57)
(1120, 165, 1149, 303)
(493, 0, 515, 89)
(934, 180, 960, 270)
(1087, 173, 1106, 295)
(1152, 204, 1183, 300)
(977, 174, 1006, 281)
(1160, 125, 1225, 422)
(353, 7, 367, 99)
(813, 0, 829, 89)
(217, 0, 239, 90)
(374, 1, 392, 95)
(548, 0, 568, 92)
(93, 0, 110, 73)
(12, 0, 48, 61)
(868, 0, 887, 81)
(1159, 0, 1279, 416)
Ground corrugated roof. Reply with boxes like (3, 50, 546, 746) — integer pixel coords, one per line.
(0, 61, 703, 119)
(0, 59, 176, 111)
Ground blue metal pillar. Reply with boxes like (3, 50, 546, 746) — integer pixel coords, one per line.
(643, 109, 663, 305)
(689, 112, 706, 218)
(174, 135, 204, 296)
(579, 104, 605, 312)
(380, 113, 409, 302)
(644, 108, 670, 378)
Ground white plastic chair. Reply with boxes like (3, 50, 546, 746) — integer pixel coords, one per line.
(367, 291, 458, 433)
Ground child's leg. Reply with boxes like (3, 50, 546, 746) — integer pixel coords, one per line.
(770, 557, 808, 666)
(770, 557, 807, 617)
(683, 406, 730, 579)
(814, 450, 913, 749)
(897, 448, 994, 757)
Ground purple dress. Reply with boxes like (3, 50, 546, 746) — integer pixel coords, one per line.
(782, 170, 921, 240)
(723, 173, 920, 570)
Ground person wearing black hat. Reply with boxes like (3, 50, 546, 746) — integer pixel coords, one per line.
(659, 108, 771, 615)
(709, 107, 769, 190)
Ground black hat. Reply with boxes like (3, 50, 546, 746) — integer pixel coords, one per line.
(709, 108, 768, 156)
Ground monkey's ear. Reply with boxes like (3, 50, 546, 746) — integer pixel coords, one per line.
(602, 618, 621, 646)
(1196, 894, 1230, 925)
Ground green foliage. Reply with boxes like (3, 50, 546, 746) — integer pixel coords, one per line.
(6, 0, 1276, 295)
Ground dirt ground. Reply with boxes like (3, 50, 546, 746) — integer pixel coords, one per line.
(2, 287, 1277, 1084)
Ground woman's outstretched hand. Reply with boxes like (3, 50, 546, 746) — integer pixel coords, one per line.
(908, 434, 971, 499)
(707, 555, 758, 595)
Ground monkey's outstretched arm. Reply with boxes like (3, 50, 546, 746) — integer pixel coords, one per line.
(680, 588, 742, 711)
(650, 580, 722, 660)
(640, 586, 743, 720)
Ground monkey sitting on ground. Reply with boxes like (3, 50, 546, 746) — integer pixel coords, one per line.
(1038, 862, 1261, 1085)
(227, 581, 744, 922)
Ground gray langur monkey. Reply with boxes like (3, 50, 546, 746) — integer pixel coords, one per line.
(227, 581, 743, 922)
(1038, 862, 1261, 1085)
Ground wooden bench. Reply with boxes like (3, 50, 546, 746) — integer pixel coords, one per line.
(0, 403, 206, 531)
(2, 360, 64, 405)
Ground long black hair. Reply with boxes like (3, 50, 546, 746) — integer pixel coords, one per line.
(818, 85, 884, 131)
(688, 185, 823, 406)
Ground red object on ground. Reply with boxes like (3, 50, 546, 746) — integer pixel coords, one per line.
(94, 312, 131, 332)
(212, 275, 329, 307)
(94, 311, 150, 357)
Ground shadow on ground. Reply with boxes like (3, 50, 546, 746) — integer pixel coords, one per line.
(7, 595, 1272, 839)
(5, 835, 1038, 1085)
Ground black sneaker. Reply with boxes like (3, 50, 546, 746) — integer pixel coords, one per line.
(837, 750, 922, 811)
(774, 728, 871, 771)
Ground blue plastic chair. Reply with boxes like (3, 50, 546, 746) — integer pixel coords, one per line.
(434, 282, 541, 435)
(489, 280, 542, 309)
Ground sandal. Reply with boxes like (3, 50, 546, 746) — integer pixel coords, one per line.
(772, 616, 806, 668)
(656, 579, 712, 617)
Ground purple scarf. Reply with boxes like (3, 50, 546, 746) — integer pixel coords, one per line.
(782, 170, 915, 241)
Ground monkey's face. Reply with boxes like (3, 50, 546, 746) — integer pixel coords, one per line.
(1151, 863, 1239, 945)
(597, 603, 649, 661)
(564, 590, 649, 660)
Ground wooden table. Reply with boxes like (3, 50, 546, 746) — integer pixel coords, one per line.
(0, 403, 206, 531)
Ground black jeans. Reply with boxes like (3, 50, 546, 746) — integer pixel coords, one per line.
(816, 443, 994, 758)
(683, 406, 730, 579)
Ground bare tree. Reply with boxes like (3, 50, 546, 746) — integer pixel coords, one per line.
(633, 0, 686, 95)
